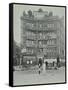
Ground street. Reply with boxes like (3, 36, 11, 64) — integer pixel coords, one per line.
(13, 66, 65, 86)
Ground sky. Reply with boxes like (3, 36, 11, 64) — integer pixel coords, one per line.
(13, 4, 65, 44)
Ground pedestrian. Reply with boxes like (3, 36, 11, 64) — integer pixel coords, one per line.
(38, 58, 42, 74)
(57, 56, 60, 68)
(53, 61, 55, 67)
(45, 61, 48, 69)
(38, 64, 41, 74)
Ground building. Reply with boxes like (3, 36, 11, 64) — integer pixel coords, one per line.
(13, 41, 21, 66)
(20, 9, 65, 65)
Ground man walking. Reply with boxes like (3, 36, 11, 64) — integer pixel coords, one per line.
(38, 58, 42, 74)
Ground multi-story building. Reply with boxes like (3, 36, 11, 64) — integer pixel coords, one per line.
(20, 9, 65, 65)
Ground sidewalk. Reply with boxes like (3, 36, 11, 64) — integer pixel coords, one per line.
(13, 67, 65, 86)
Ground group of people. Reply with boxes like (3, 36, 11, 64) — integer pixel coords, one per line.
(38, 57, 60, 74)
(38, 58, 46, 74)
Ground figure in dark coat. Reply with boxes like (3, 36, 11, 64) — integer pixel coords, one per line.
(57, 56, 60, 67)
(38, 58, 42, 74)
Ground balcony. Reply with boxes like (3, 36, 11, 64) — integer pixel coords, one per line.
(26, 35, 36, 40)
(25, 25, 37, 31)
(47, 45, 57, 48)
(26, 44, 36, 48)
(38, 43, 47, 48)
(26, 51, 35, 55)
(24, 25, 57, 32)
(25, 48, 36, 55)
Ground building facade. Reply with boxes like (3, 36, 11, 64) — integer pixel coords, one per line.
(20, 9, 65, 65)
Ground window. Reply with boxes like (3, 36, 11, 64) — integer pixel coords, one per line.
(47, 24, 54, 28)
(39, 24, 42, 28)
(25, 23, 35, 29)
(39, 48, 43, 53)
(43, 49, 47, 53)
(26, 23, 31, 27)
(43, 41, 47, 44)
(31, 23, 34, 28)
(39, 41, 42, 45)
(54, 39, 56, 44)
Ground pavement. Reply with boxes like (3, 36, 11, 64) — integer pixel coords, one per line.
(13, 66, 65, 86)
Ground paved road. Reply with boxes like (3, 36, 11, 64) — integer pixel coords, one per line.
(13, 67, 65, 86)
